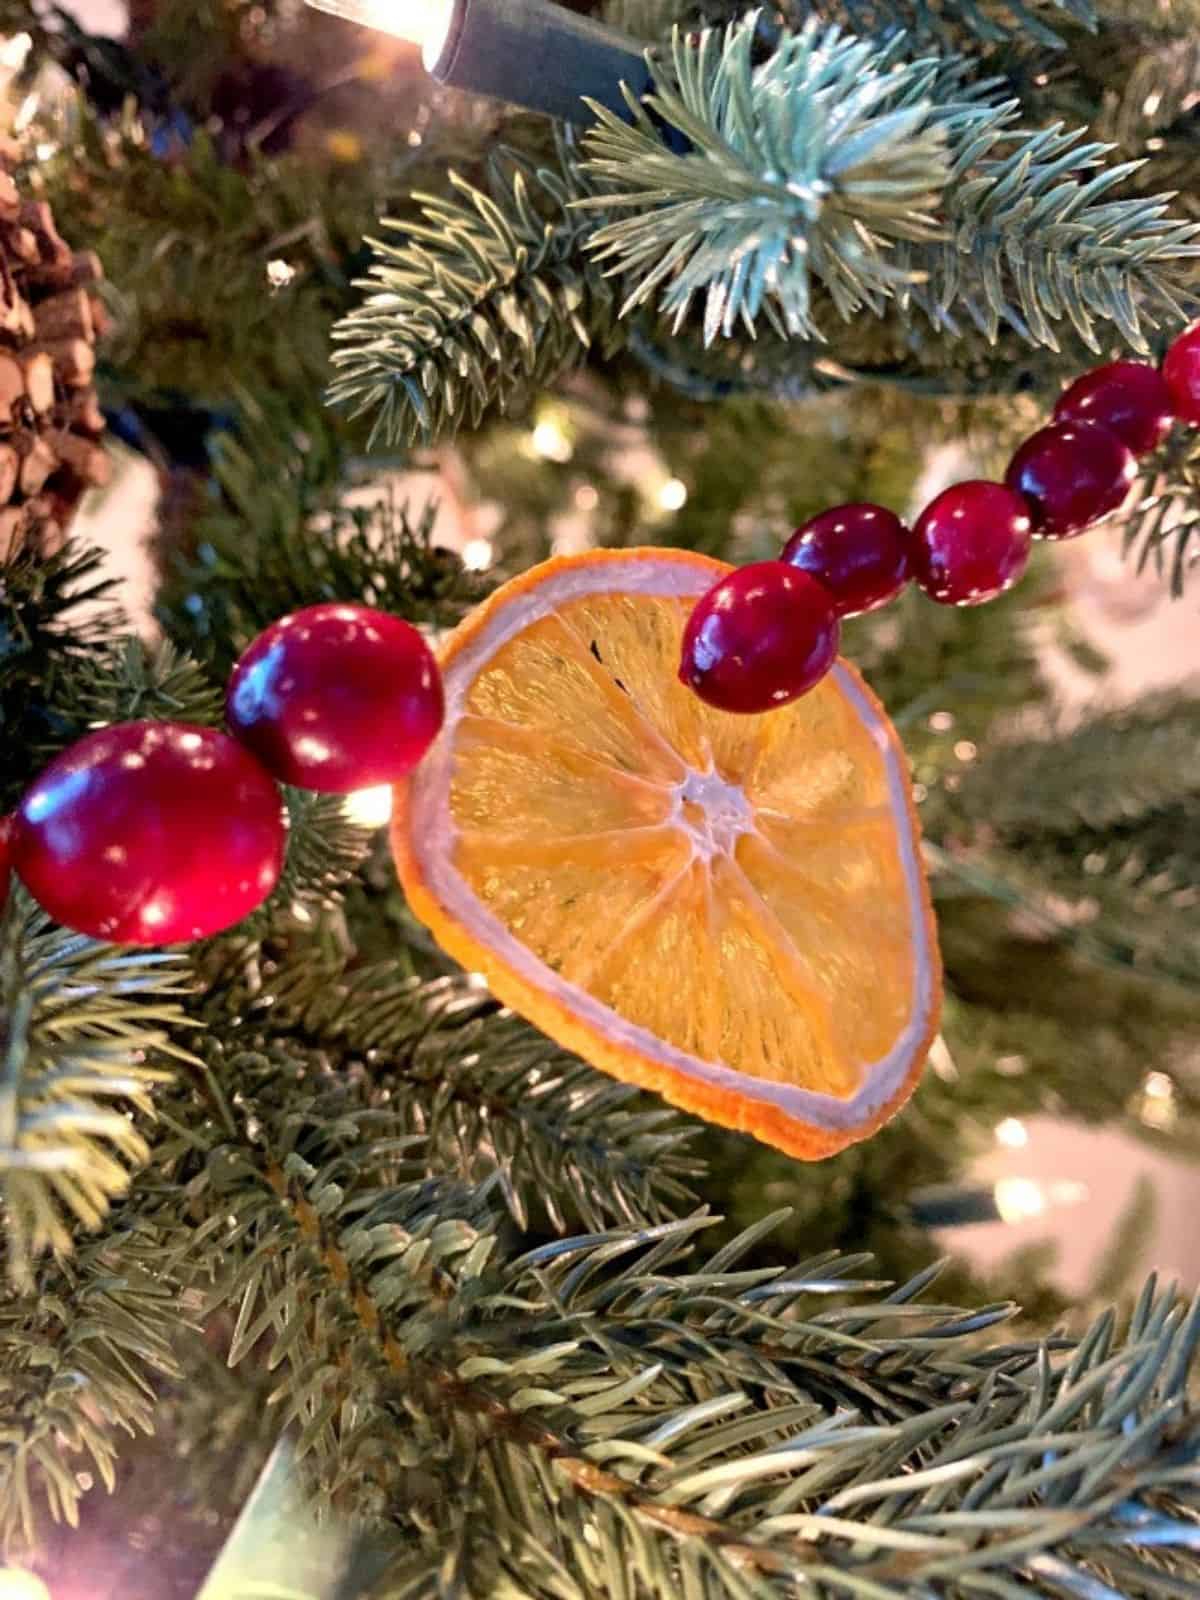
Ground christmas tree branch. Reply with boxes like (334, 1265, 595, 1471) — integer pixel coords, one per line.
(951, 694, 1200, 839)
(581, 21, 1200, 353)
(0, 1208, 183, 1555)
(1111, 424, 1200, 598)
(203, 944, 704, 1232)
(804, 0, 1094, 51)
(0, 539, 123, 809)
(327, 154, 619, 447)
(57, 637, 225, 733)
(0, 897, 195, 1288)
(580, 24, 970, 342)
(199, 1080, 1200, 1600)
(160, 417, 490, 677)
(245, 791, 374, 930)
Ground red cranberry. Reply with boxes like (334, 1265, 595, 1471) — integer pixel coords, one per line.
(781, 503, 910, 616)
(227, 603, 444, 793)
(679, 562, 840, 714)
(1006, 420, 1135, 539)
(1054, 361, 1174, 457)
(13, 721, 286, 944)
(912, 481, 1033, 606)
(1164, 323, 1200, 425)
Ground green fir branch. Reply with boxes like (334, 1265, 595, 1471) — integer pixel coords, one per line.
(203, 948, 704, 1232)
(0, 1211, 183, 1556)
(952, 695, 1200, 838)
(61, 637, 226, 733)
(0, 897, 196, 1288)
(160, 403, 490, 678)
(901, 122, 1200, 351)
(806, 0, 1094, 50)
(232, 791, 375, 936)
(1113, 424, 1200, 597)
(0, 539, 124, 810)
(6, 1015, 1200, 1577)
(580, 20, 1200, 352)
(327, 154, 619, 447)
(580, 22, 962, 343)
(1098, 35, 1200, 156)
(191, 1070, 1200, 1600)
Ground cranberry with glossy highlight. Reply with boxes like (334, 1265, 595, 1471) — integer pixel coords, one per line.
(226, 603, 444, 793)
(912, 481, 1033, 606)
(1163, 323, 1200, 426)
(12, 721, 286, 944)
(782, 502, 910, 616)
(679, 562, 840, 714)
(1053, 360, 1175, 457)
(1006, 419, 1135, 539)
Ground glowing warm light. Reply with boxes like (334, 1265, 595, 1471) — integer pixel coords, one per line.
(1139, 1070, 1178, 1130)
(267, 258, 296, 289)
(462, 537, 495, 572)
(993, 1177, 1046, 1224)
(993, 1176, 1086, 1225)
(994, 1117, 1028, 1149)
(303, 0, 457, 67)
(13, 92, 39, 133)
(953, 740, 978, 763)
(658, 477, 688, 512)
(995, 1054, 1028, 1077)
(575, 484, 599, 511)
(0, 33, 32, 71)
(343, 785, 394, 828)
(531, 418, 573, 463)
(0, 1569, 51, 1600)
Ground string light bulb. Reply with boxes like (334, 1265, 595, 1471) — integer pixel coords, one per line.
(994, 1116, 1028, 1149)
(462, 537, 496, 571)
(306, 0, 456, 64)
(0, 1571, 51, 1600)
(343, 785, 394, 828)
(303, 0, 656, 126)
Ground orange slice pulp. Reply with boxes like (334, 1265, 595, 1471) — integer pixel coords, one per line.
(393, 549, 941, 1158)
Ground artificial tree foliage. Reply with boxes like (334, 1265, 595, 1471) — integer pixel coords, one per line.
(4, 0, 1200, 1592)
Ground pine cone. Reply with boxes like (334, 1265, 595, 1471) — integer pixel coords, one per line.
(0, 140, 111, 563)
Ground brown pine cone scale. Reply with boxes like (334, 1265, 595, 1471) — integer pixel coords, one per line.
(0, 155, 111, 561)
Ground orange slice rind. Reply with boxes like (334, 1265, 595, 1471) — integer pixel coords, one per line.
(393, 549, 942, 1159)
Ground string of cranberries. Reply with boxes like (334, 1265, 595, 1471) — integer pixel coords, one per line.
(1, 604, 444, 944)
(5, 324, 1200, 944)
(680, 322, 1200, 715)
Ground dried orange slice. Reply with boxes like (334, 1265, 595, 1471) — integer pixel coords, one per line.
(393, 549, 941, 1158)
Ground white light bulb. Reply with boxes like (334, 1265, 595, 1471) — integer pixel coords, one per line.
(0, 33, 32, 71)
(344, 785, 394, 828)
(994, 1117, 1028, 1149)
(993, 1175, 1087, 1225)
(462, 537, 495, 572)
(531, 418, 573, 462)
(658, 477, 688, 512)
(0, 1571, 51, 1600)
(303, 0, 456, 68)
(993, 1177, 1046, 1224)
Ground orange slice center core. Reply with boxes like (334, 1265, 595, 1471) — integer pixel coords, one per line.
(675, 770, 753, 859)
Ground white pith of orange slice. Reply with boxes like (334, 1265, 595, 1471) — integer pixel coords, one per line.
(393, 549, 941, 1158)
